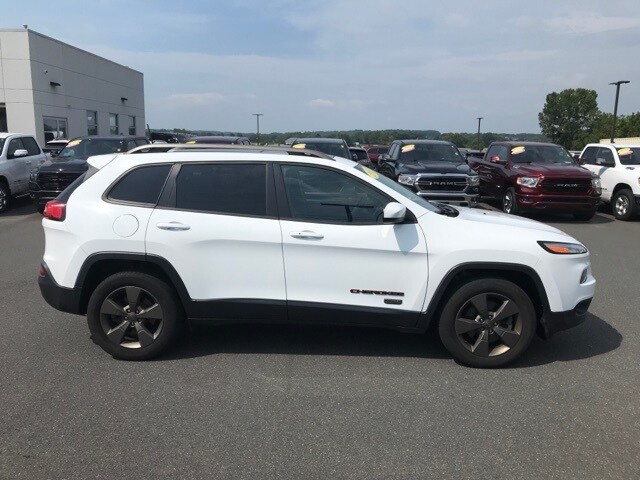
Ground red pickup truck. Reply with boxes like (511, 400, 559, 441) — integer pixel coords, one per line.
(467, 142, 601, 220)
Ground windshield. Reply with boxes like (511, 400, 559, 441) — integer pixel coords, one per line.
(57, 138, 125, 160)
(510, 145, 575, 165)
(294, 141, 350, 158)
(354, 164, 438, 212)
(399, 143, 464, 163)
(616, 147, 640, 165)
(351, 149, 369, 161)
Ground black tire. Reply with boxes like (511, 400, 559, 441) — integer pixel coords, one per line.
(612, 189, 636, 220)
(502, 188, 519, 215)
(0, 182, 9, 214)
(87, 271, 183, 360)
(438, 278, 537, 368)
(573, 211, 596, 221)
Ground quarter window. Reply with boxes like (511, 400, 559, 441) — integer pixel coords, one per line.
(108, 164, 172, 205)
(280, 164, 388, 224)
(175, 163, 267, 216)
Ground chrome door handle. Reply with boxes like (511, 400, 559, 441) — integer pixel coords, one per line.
(290, 230, 324, 240)
(157, 222, 190, 231)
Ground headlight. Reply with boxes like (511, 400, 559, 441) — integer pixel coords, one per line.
(398, 174, 418, 186)
(30, 168, 38, 181)
(467, 176, 480, 186)
(516, 176, 540, 187)
(538, 241, 588, 255)
(591, 177, 602, 194)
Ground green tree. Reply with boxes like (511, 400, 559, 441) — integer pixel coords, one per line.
(538, 88, 599, 149)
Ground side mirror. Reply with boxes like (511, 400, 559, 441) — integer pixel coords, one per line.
(577, 157, 586, 166)
(383, 202, 406, 224)
(352, 153, 359, 161)
(13, 149, 29, 158)
(50, 150, 59, 158)
(490, 155, 504, 164)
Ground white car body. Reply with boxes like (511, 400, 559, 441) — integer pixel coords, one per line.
(38, 151, 596, 365)
(0, 132, 47, 196)
(580, 143, 640, 202)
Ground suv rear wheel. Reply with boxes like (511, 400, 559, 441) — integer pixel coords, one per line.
(0, 182, 9, 213)
(612, 188, 636, 220)
(438, 278, 536, 367)
(87, 271, 182, 360)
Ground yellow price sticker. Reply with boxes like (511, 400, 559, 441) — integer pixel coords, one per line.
(511, 146, 526, 155)
(292, 143, 306, 149)
(363, 166, 379, 179)
(401, 144, 415, 153)
(66, 140, 81, 147)
(618, 148, 632, 156)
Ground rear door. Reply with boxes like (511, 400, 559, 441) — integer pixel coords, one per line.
(276, 162, 428, 327)
(146, 161, 286, 320)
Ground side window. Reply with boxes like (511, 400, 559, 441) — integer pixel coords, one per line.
(22, 137, 41, 155)
(7, 138, 25, 158)
(597, 147, 614, 165)
(125, 140, 137, 151)
(175, 163, 267, 216)
(108, 164, 172, 205)
(388, 143, 399, 159)
(280, 164, 389, 224)
(581, 146, 599, 164)
(135, 138, 150, 147)
(486, 145, 506, 161)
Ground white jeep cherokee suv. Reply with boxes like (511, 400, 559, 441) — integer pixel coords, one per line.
(38, 151, 595, 367)
(580, 143, 640, 220)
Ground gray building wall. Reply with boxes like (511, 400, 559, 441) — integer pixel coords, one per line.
(0, 29, 144, 145)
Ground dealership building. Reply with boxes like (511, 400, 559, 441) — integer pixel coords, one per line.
(0, 28, 144, 146)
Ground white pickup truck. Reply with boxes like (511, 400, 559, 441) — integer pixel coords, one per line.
(580, 143, 640, 220)
(0, 132, 47, 213)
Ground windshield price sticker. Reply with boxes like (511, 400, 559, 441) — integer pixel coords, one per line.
(363, 166, 379, 179)
(292, 143, 306, 149)
(401, 144, 415, 153)
(66, 140, 81, 147)
(618, 148, 632, 156)
(511, 146, 526, 155)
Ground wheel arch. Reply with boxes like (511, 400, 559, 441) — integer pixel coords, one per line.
(612, 183, 633, 197)
(75, 253, 191, 315)
(0, 175, 9, 190)
(417, 262, 549, 334)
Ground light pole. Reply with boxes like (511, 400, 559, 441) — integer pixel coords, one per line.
(252, 113, 264, 144)
(609, 81, 630, 143)
(476, 117, 483, 150)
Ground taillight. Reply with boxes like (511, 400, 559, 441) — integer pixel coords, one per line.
(38, 265, 46, 277)
(43, 200, 66, 221)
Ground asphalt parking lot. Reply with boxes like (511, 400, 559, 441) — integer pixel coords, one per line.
(1, 198, 639, 480)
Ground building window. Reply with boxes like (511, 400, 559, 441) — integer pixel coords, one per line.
(87, 111, 98, 136)
(128, 116, 136, 135)
(43, 117, 68, 142)
(109, 113, 119, 135)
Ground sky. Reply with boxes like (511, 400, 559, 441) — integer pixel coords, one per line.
(5, 0, 640, 133)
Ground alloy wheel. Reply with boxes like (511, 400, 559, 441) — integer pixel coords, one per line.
(0, 188, 7, 211)
(99, 286, 163, 349)
(503, 192, 513, 214)
(615, 195, 629, 217)
(454, 292, 522, 357)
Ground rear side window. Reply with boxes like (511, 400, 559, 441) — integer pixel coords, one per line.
(108, 164, 172, 205)
(175, 163, 267, 216)
(22, 136, 41, 155)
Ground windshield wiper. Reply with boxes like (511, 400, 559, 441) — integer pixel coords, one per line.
(434, 202, 459, 217)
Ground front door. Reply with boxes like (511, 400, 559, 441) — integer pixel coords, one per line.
(276, 163, 429, 327)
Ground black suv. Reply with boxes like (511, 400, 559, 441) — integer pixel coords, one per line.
(30, 135, 149, 212)
(149, 131, 190, 143)
(378, 140, 480, 207)
(187, 136, 251, 145)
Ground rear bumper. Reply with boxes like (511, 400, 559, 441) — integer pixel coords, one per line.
(539, 298, 592, 338)
(515, 193, 599, 213)
(38, 262, 82, 315)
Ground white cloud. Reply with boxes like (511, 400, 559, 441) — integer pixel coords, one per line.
(166, 92, 225, 106)
(546, 13, 640, 35)
(307, 98, 335, 108)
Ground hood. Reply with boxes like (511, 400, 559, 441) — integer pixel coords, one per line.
(455, 207, 569, 236)
(510, 163, 591, 177)
(397, 161, 475, 175)
(37, 158, 88, 173)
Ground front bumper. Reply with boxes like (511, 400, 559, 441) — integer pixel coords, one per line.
(29, 183, 63, 207)
(416, 192, 479, 207)
(38, 262, 83, 315)
(539, 298, 592, 338)
(515, 193, 599, 213)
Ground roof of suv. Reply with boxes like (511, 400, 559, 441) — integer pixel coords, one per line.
(126, 143, 334, 159)
(187, 136, 250, 144)
(290, 138, 346, 144)
(395, 139, 454, 145)
(0, 132, 32, 139)
(494, 141, 561, 148)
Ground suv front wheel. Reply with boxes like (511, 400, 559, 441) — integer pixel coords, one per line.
(87, 271, 182, 360)
(612, 188, 636, 220)
(438, 278, 537, 367)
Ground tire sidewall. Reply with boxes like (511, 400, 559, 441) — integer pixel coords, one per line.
(438, 278, 537, 368)
(503, 188, 518, 215)
(613, 189, 636, 220)
(0, 183, 9, 213)
(87, 272, 181, 360)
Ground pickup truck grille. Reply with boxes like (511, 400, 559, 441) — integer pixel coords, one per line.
(540, 178, 592, 195)
(37, 172, 83, 191)
(416, 176, 468, 192)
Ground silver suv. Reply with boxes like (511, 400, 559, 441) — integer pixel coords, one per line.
(0, 133, 46, 213)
